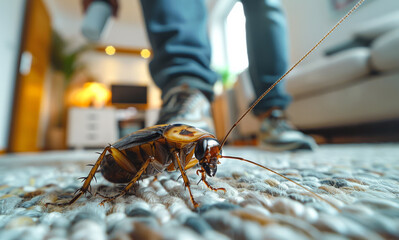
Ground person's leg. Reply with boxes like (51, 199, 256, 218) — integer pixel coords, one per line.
(139, 0, 218, 101)
(140, 0, 217, 132)
(241, 0, 291, 116)
(241, 0, 316, 150)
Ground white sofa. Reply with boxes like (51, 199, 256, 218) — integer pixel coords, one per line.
(232, 12, 399, 137)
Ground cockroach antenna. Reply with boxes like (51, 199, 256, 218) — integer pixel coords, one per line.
(220, 0, 365, 147)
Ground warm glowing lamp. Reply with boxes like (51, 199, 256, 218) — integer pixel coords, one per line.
(67, 82, 111, 108)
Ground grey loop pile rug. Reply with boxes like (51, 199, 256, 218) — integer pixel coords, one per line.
(0, 144, 399, 240)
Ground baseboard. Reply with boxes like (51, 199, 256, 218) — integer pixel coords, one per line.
(302, 119, 399, 143)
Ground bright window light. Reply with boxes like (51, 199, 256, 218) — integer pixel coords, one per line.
(225, 2, 248, 74)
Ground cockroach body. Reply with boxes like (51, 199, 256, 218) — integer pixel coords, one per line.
(51, 124, 224, 208)
(48, 0, 365, 210)
(99, 123, 225, 208)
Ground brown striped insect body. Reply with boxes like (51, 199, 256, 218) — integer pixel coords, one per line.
(100, 124, 218, 186)
(48, 124, 222, 208)
(47, 0, 365, 210)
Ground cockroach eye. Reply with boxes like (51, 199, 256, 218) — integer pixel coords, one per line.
(195, 138, 207, 160)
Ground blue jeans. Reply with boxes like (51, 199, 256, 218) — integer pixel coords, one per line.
(140, 0, 292, 115)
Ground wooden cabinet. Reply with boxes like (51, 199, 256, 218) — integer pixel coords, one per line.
(9, 0, 51, 152)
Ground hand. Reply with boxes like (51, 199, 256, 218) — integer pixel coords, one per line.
(82, 0, 119, 17)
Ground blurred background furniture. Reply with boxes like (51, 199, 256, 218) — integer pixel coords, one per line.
(227, 11, 399, 143)
(67, 107, 118, 149)
(286, 11, 399, 130)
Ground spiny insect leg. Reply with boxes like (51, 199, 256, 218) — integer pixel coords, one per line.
(99, 157, 152, 206)
(78, 177, 87, 182)
(108, 146, 138, 173)
(88, 185, 94, 196)
(196, 169, 226, 193)
(173, 151, 199, 208)
(46, 147, 109, 207)
(151, 175, 158, 183)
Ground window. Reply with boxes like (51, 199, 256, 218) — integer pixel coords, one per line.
(225, 2, 248, 74)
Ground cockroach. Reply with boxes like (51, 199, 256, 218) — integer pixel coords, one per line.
(47, 0, 365, 210)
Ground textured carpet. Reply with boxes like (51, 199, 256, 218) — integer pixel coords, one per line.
(0, 144, 399, 240)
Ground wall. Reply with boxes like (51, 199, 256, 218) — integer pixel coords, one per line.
(0, 0, 26, 151)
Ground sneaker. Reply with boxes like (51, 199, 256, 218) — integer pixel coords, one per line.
(156, 85, 215, 134)
(258, 109, 317, 151)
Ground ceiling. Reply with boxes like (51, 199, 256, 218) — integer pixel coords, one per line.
(43, 0, 149, 48)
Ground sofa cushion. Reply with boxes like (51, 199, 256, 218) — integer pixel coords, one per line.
(286, 47, 370, 98)
(354, 11, 399, 41)
(370, 28, 399, 72)
(287, 71, 399, 129)
(324, 38, 370, 56)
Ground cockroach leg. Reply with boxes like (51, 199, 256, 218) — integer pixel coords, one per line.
(78, 177, 87, 182)
(108, 146, 138, 173)
(196, 169, 226, 193)
(98, 157, 152, 206)
(173, 151, 199, 208)
(184, 159, 199, 170)
(151, 175, 158, 183)
(46, 147, 110, 207)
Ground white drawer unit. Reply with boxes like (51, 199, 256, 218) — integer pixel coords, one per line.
(67, 107, 118, 149)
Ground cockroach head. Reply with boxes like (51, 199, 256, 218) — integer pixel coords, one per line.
(195, 138, 221, 177)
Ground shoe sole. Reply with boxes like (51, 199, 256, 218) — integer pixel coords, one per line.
(259, 139, 317, 152)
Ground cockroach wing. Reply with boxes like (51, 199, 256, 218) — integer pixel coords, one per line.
(112, 124, 170, 150)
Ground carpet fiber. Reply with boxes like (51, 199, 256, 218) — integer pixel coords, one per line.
(0, 144, 399, 239)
